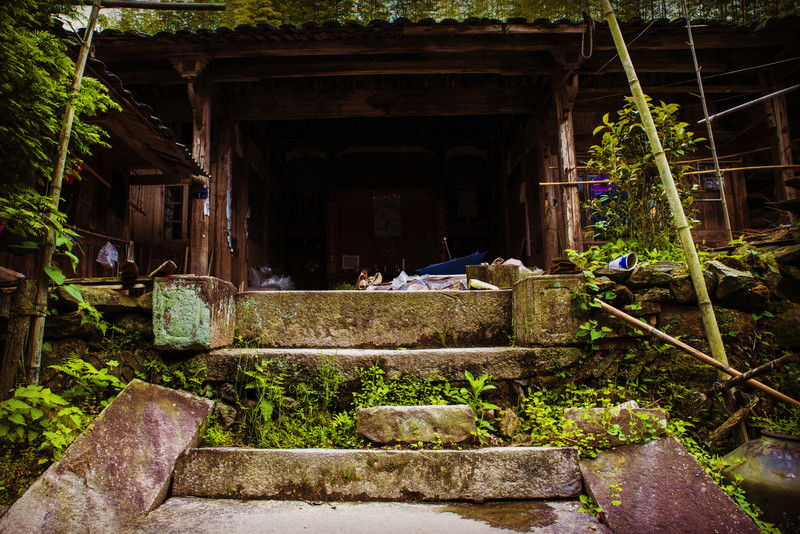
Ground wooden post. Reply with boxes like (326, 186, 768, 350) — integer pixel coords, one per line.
(172, 57, 212, 276)
(212, 124, 235, 282)
(553, 74, 583, 255)
(762, 74, 797, 209)
(0, 281, 37, 400)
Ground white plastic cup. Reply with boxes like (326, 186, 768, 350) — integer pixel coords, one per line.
(608, 252, 638, 270)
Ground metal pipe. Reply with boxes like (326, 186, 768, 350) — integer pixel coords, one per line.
(699, 83, 800, 124)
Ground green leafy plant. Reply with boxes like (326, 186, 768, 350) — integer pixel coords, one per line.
(585, 96, 702, 258)
(0, 358, 124, 463)
(451, 371, 499, 444)
(578, 493, 604, 517)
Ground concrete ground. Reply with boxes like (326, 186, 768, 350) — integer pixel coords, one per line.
(130, 498, 613, 534)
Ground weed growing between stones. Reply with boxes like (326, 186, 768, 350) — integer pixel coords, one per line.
(202, 361, 474, 449)
(450, 371, 499, 445)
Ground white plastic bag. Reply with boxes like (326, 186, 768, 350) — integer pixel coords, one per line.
(96, 241, 119, 269)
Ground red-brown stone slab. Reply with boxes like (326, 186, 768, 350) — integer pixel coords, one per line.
(580, 437, 761, 534)
(0, 379, 213, 533)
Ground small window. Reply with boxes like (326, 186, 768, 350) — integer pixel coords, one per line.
(163, 185, 185, 240)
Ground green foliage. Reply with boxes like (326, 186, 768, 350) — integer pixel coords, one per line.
(353, 364, 450, 408)
(143, 356, 207, 395)
(450, 371, 498, 444)
(585, 97, 702, 259)
(100, 0, 800, 30)
(577, 493, 603, 517)
(1, 0, 117, 290)
(0, 447, 44, 506)
(238, 357, 357, 448)
(0, 358, 124, 463)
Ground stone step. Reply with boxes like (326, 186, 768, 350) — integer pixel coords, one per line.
(131, 497, 612, 533)
(234, 289, 512, 348)
(204, 346, 583, 384)
(172, 447, 582, 502)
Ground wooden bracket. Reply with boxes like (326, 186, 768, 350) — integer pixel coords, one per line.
(170, 56, 210, 79)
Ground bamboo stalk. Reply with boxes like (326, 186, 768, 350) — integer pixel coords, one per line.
(27, 0, 102, 387)
(594, 299, 800, 408)
(600, 0, 748, 443)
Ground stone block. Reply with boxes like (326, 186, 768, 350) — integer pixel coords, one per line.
(466, 264, 531, 289)
(357, 405, 477, 444)
(153, 276, 236, 351)
(172, 447, 582, 502)
(0, 379, 213, 534)
(512, 274, 584, 346)
(56, 285, 141, 314)
(235, 290, 511, 348)
(580, 437, 760, 534)
(563, 402, 667, 448)
(708, 260, 770, 312)
(626, 262, 683, 289)
(205, 346, 585, 385)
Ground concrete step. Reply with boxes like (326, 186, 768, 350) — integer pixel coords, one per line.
(234, 289, 512, 348)
(204, 346, 584, 384)
(172, 447, 581, 502)
(131, 498, 612, 533)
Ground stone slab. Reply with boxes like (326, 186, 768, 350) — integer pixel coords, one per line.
(357, 405, 477, 444)
(234, 290, 511, 348)
(130, 498, 612, 534)
(0, 379, 214, 534)
(466, 265, 530, 289)
(172, 447, 582, 502)
(56, 285, 141, 314)
(204, 346, 585, 383)
(580, 437, 760, 534)
(153, 275, 236, 351)
(512, 274, 584, 346)
(564, 404, 667, 448)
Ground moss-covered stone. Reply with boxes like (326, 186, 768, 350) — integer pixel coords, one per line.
(512, 274, 584, 346)
(172, 447, 582, 502)
(236, 290, 511, 348)
(154, 276, 236, 351)
(0, 380, 213, 533)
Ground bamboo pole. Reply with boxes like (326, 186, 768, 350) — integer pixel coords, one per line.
(594, 299, 800, 409)
(681, 0, 732, 242)
(27, 0, 102, 387)
(599, 0, 748, 443)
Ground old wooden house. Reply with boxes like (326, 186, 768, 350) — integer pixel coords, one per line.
(8, 17, 799, 288)
(0, 56, 203, 280)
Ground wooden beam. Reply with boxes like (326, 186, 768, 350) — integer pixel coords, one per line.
(578, 84, 761, 95)
(93, 34, 585, 63)
(148, 84, 540, 122)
